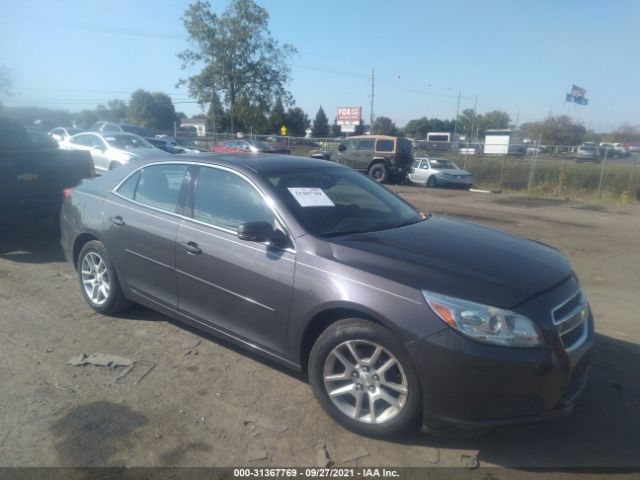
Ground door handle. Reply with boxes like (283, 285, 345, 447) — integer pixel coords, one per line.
(109, 215, 125, 226)
(182, 241, 202, 255)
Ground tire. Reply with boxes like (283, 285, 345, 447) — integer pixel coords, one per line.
(308, 318, 422, 437)
(368, 163, 389, 184)
(109, 161, 122, 171)
(77, 240, 131, 315)
(427, 176, 438, 188)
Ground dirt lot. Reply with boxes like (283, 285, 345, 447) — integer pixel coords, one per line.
(1, 187, 639, 472)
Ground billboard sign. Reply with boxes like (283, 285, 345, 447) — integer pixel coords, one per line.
(336, 106, 362, 125)
(340, 124, 356, 133)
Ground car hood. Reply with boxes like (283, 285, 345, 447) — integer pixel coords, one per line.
(325, 216, 571, 308)
(434, 168, 470, 176)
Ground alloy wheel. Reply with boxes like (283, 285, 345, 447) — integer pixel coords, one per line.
(81, 251, 111, 306)
(323, 340, 408, 424)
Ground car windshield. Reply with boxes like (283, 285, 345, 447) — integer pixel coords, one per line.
(266, 167, 425, 237)
(430, 159, 457, 169)
(104, 134, 153, 149)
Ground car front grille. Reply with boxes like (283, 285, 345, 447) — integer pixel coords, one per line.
(552, 290, 589, 352)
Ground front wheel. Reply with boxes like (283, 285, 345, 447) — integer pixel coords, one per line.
(309, 319, 422, 437)
(368, 163, 389, 184)
(77, 240, 130, 315)
(427, 176, 438, 188)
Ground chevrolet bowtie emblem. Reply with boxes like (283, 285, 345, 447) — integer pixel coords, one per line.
(17, 173, 38, 181)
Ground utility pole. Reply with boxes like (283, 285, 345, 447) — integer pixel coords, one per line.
(452, 89, 461, 141)
(470, 94, 478, 141)
(369, 68, 375, 133)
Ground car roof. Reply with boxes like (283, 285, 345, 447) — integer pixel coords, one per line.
(348, 135, 398, 140)
(134, 153, 343, 174)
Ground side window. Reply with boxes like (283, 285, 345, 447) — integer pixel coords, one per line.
(135, 164, 187, 212)
(412, 160, 421, 168)
(344, 139, 357, 150)
(70, 134, 88, 146)
(357, 139, 374, 150)
(193, 167, 275, 231)
(376, 139, 394, 152)
(116, 171, 141, 200)
(420, 160, 430, 169)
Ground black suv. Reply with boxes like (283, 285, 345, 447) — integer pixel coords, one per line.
(313, 135, 413, 184)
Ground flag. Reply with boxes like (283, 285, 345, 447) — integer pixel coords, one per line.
(566, 93, 574, 102)
(575, 96, 588, 106)
(571, 84, 587, 97)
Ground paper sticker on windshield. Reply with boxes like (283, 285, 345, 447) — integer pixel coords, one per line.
(288, 188, 335, 207)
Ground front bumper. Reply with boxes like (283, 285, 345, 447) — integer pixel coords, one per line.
(406, 291, 594, 432)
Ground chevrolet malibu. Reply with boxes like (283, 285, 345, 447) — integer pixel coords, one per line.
(61, 155, 593, 437)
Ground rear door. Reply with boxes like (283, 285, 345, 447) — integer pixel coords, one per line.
(103, 163, 190, 307)
(175, 165, 295, 354)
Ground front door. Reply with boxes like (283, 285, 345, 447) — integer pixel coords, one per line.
(175, 165, 295, 354)
(103, 163, 189, 307)
(336, 139, 358, 169)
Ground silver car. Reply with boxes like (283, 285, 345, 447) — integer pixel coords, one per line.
(409, 157, 473, 189)
(65, 132, 169, 174)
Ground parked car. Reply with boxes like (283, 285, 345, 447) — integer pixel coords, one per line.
(154, 135, 201, 154)
(598, 143, 629, 158)
(116, 123, 152, 137)
(212, 139, 290, 155)
(623, 142, 640, 153)
(89, 121, 123, 133)
(61, 155, 592, 437)
(575, 143, 601, 163)
(311, 135, 413, 184)
(147, 137, 187, 154)
(49, 127, 85, 144)
(65, 132, 169, 174)
(0, 118, 93, 222)
(456, 143, 482, 156)
(409, 157, 473, 189)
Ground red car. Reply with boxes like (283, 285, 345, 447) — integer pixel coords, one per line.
(623, 142, 640, 153)
(211, 139, 290, 154)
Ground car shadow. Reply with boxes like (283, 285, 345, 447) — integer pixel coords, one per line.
(115, 301, 639, 469)
(396, 333, 640, 469)
(0, 217, 66, 264)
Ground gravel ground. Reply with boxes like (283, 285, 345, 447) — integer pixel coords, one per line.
(0, 187, 638, 473)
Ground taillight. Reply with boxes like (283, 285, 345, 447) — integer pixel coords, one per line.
(62, 188, 73, 201)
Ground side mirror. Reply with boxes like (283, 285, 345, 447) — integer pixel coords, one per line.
(237, 221, 282, 244)
(338, 143, 346, 152)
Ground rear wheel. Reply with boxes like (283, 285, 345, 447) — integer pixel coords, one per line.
(77, 240, 130, 315)
(427, 176, 438, 188)
(368, 163, 389, 184)
(309, 319, 421, 437)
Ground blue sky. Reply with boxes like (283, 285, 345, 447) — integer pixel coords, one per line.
(1, 0, 638, 131)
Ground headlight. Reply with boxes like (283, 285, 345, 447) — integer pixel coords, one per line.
(422, 291, 542, 347)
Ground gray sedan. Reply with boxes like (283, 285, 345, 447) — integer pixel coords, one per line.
(60, 155, 592, 437)
(409, 157, 473, 189)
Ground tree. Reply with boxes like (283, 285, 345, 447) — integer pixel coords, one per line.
(312, 106, 329, 137)
(148, 92, 178, 130)
(128, 89, 156, 125)
(371, 116, 397, 135)
(284, 107, 309, 137)
(268, 97, 286, 133)
(479, 110, 512, 133)
(330, 120, 341, 137)
(178, 0, 296, 133)
(107, 99, 128, 122)
(520, 115, 586, 145)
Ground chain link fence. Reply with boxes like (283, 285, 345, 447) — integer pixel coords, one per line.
(181, 133, 640, 202)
